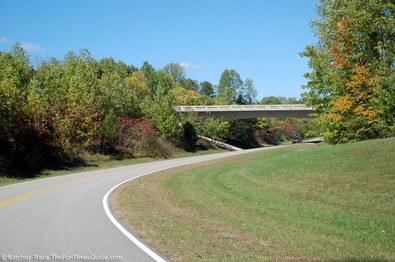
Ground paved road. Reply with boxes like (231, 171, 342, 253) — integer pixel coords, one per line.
(0, 147, 288, 262)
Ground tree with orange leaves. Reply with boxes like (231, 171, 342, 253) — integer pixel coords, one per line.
(301, 0, 395, 143)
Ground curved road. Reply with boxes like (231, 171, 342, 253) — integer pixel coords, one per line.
(0, 147, 287, 262)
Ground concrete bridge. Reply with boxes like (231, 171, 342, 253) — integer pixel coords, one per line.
(175, 104, 315, 120)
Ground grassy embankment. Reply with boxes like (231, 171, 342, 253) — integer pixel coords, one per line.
(112, 137, 395, 261)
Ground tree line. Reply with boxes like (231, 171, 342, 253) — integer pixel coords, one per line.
(4, 0, 391, 173)
(0, 43, 312, 172)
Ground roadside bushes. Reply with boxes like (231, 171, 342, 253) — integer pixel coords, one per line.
(116, 117, 168, 157)
(257, 118, 321, 144)
(196, 117, 321, 147)
(229, 119, 260, 147)
(100, 111, 168, 157)
(1, 43, 324, 174)
(0, 116, 63, 172)
(0, 45, 173, 173)
(196, 119, 230, 142)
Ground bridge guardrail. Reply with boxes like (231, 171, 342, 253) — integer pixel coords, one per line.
(175, 104, 313, 112)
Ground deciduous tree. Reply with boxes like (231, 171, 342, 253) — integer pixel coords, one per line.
(301, 0, 395, 143)
(240, 78, 258, 104)
(199, 81, 215, 97)
(218, 69, 243, 104)
(141, 61, 158, 93)
(163, 63, 185, 83)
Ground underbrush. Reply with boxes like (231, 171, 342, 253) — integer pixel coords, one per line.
(0, 138, 223, 186)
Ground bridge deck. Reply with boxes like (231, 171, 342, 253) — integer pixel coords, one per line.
(175, 104, 315, 120)
(176, 104, 312, 112)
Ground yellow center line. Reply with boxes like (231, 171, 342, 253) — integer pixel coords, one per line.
(0, 172, 115, 208)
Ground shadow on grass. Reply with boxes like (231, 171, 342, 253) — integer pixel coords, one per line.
(225, 138, 263, 149)
(0, 156, 95, 179)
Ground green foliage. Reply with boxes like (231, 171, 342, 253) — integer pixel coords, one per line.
(229, 119, 259, 146)
(179, 78, 199, 92)
(7, 43, 34, 87)
(218, 69, 243, 104)
(0, 46, 66, 171)
(171, 85, 206, 106)
(217, 71, 258, 105)
(2, 42, 281, 172)
(199, 81, 215, 97)
(163, 63, 185, 83)
(260, 117, 321, 144)
(254, 117, 321, 145)
(0, 44, 33, 129)
(101, 109, 120, 152)
(123, 71, 151, 116)
(35, 58, 67, 107)
(0, 46, 29, 153)
(140, 61, 158, 93)
(55, 50, 103, 155)
(240, 78, 258, 104)
(197, 116, 319, 147)
(97, 57, 136, 79)
(197, 119, 230, 142)
(98, 70, 149, 118)
(301, 0, 395, 143)
(142, 85, 183, 144)
(260, 96, 303, 104)
(0, 45, 141, 170)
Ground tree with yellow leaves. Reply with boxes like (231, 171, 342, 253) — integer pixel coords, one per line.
(301, 0, 395, 143)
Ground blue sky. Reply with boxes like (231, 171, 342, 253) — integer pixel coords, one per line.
(0, 0, 318, 99)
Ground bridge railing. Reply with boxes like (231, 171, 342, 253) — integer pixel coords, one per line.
(175, 104, 313, 112)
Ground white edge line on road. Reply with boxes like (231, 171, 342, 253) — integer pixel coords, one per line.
(102, 145, 296, 261)
(103, 165, 183, 262)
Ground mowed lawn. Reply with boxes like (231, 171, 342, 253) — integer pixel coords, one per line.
(112, 138, 395, 262)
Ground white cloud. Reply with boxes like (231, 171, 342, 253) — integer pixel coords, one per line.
(20, 42, 43, 52)
(244, 66, 263, 72)
(180, 62, 206, 71)
(0, 37, 10, 43)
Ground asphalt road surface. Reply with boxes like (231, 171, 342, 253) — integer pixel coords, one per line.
(0, 146, 288, 262)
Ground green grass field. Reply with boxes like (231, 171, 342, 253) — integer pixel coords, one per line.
(112, 138, 395, 261)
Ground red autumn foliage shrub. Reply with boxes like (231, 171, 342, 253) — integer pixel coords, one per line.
(282, 122, 301, 137)
(0, 114, 65, 171)
(115, 118, 168, 157)
(117, 118, 159, 143)
(257, 118, 303, 145)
